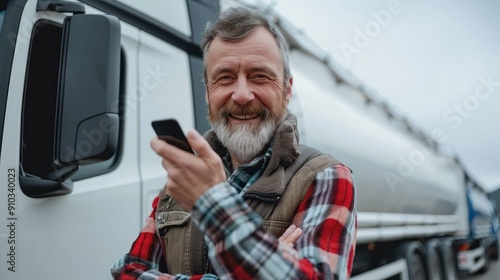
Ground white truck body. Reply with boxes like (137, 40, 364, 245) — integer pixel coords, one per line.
(1, 0, 199, 278)
(0, 0, 495, 279)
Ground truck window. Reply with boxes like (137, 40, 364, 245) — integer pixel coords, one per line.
(20, 19, 124, 183)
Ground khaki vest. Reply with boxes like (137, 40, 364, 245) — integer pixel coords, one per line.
(155, 146, 343, 275)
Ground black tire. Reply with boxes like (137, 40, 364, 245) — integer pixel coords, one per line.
(439, 238, 457, 280)
(425, 239, 445, 280)
(396, 241, 428, 280)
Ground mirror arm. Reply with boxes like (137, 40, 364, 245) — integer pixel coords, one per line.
(43, 164, 79, 182)
(37, 0, 85, 14)
(20, 175, 73, 198)
(19, 165, 73, 198)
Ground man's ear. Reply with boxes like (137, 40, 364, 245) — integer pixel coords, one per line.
(205, 91, 209, 104)
(286, 77, 293, 104)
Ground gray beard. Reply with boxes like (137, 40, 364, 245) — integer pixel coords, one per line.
(211, 118, 277, 164)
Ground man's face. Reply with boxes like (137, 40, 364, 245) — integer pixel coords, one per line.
(205, 27, 293, 163)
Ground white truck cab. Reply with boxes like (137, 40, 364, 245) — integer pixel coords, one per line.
(0, 0, 218, 278)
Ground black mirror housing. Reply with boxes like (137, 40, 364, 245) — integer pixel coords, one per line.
(56, 14, 121, 166)
(19, 13, 121, 198)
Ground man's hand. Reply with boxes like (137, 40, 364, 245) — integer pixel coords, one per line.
(151, 129, 226, 211)
(278, 224, 303, 248)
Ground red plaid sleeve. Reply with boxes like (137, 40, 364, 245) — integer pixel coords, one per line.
(111, 197, 173, 279)
(293, 164, 357, 278)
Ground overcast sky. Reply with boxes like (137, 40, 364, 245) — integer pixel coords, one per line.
(257, 0, 500, 191)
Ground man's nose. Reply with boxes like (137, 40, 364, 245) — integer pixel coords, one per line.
(232, 78, 255, 105)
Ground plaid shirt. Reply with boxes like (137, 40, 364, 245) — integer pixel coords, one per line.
(112, 146, 357, 279)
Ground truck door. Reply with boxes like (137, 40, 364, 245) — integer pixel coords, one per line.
(0, 1, 142, 279)
(128, 0, 218, 221)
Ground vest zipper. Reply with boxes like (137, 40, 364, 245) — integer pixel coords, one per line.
(203, 242, 210, 273)
(242, 192, 281, 202)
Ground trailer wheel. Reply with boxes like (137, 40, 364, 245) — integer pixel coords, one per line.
(425, 239, 445, 280)
(397, 241, 428, 280)
(409, 251, 427, 280)
(439, 238, 457, 280)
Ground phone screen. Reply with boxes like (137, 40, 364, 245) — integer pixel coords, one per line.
(151, 119, 194, 154)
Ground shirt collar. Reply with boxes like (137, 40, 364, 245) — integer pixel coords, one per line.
(223, 145, 273, 194)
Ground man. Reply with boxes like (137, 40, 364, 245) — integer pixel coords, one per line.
(112, 6, 356, 280)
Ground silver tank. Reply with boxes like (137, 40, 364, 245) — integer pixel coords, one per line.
(288, 49, 464, 217)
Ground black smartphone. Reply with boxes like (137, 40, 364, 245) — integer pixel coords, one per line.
(151, 118, 194, 154)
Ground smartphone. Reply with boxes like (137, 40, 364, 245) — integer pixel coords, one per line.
(151, 118, 194, 154)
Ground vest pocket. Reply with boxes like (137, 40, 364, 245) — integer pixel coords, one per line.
(261, 220, 291, 238)
(157, 210, 191, 235)
(156, 210, 192, 274)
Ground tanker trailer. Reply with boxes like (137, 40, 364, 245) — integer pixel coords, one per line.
(266, 7, 469, 280)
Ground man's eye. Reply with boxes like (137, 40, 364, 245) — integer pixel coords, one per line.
(218, 76, 232, 81)
(214, 76, 231, 84)
(252, 75, 269, 80)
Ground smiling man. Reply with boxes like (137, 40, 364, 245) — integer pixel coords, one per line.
(205, 26, 291, 168)
(112, 6, 356, 280)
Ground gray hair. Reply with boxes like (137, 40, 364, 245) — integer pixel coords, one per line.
(200, 6, 292, 84)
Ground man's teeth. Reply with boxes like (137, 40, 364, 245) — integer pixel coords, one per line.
(232, 114, 258, 120)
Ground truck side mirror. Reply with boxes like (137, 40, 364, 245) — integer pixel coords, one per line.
(20, 13, 121, 198)
(56, 14, 120, 166)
